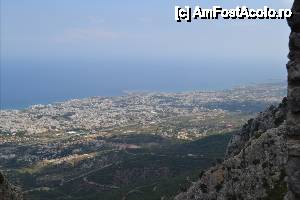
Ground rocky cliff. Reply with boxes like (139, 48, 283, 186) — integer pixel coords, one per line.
(175, 99, 289, 200)
(0, 172, 22, 200)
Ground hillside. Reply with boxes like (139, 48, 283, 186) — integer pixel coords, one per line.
(175, 99, 289, 199)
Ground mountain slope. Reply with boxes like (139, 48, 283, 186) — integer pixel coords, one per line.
(175, 99, 289, 200)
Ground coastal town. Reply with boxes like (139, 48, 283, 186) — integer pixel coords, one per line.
(0, 82, 285, 141)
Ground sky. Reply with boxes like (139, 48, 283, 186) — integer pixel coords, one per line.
(1, 0, 294, 63)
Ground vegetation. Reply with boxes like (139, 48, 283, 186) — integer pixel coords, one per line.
(17, 134, 232, 200)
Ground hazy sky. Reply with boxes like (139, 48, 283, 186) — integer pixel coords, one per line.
(1, 0, 294, 64)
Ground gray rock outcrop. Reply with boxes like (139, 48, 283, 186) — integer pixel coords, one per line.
(0, 172, 22, 200)
(175, 100, 289, 200)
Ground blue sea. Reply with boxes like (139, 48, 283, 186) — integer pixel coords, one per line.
(0, 59, 286, 110)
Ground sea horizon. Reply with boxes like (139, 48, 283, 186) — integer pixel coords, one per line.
(1, 79, 286, 110)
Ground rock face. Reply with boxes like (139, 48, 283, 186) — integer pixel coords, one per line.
(175, 100, 289, 200)
(286, 0, 300, 199)
(0, 172, 22, 200)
